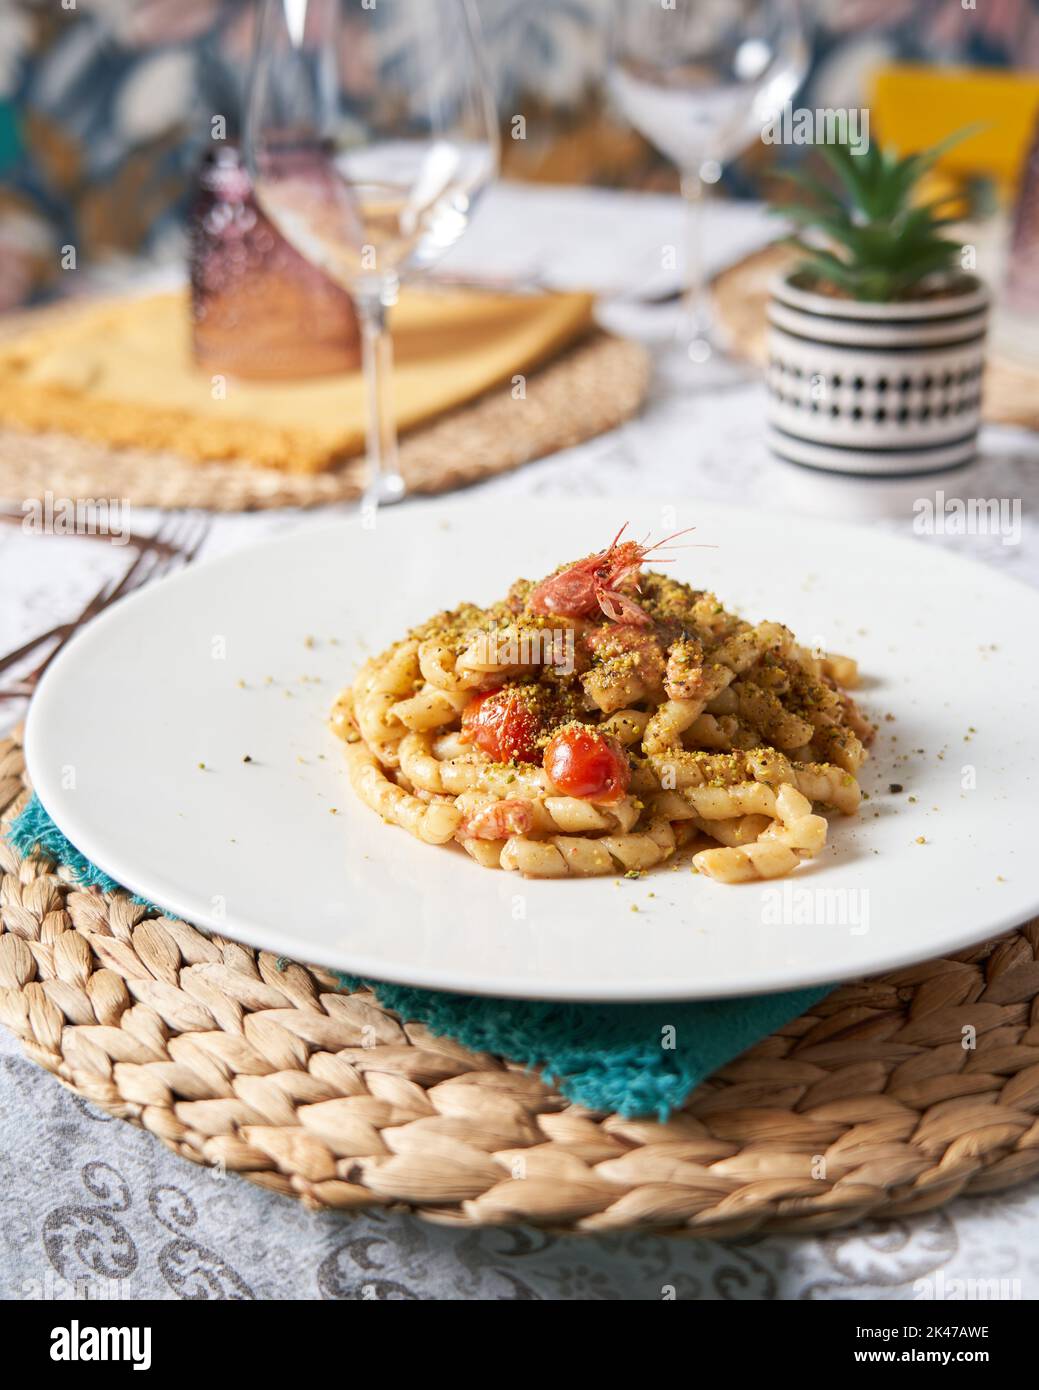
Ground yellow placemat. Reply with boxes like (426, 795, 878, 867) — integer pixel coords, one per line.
(0, 288, 594, 475)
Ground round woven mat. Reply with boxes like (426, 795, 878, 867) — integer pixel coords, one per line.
(714, 243, 1039, 433)
(0, 331, 648, 512)
(3, 729, 1039, 1238)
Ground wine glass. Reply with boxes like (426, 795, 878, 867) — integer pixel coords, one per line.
(608, 0, 808, 375)
(245, 0, 499, 509)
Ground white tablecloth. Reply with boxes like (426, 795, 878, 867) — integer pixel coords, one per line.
(2, 184, 1039, 1300)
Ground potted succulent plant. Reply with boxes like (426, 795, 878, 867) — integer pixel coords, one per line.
(766, 132, 989, 476)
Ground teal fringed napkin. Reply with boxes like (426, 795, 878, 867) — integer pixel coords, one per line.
(8, 794, 830, 1119)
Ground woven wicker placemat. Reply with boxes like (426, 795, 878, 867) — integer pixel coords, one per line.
(0, 329, 649, 512)
(3, 727, 1039, 1238)
(714, 243, 1039, 432)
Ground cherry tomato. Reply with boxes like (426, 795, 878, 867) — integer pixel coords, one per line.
(460, 687, 542, 764)
(543, 727, 630, 804)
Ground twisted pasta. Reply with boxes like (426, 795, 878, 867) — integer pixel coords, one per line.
(331, 527, 873, 881)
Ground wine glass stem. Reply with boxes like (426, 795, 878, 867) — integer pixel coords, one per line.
(681, 169, 712, 354)
(357, 293, 405, 508)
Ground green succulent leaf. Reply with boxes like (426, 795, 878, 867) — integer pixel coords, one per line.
(773, 124, 982, 300)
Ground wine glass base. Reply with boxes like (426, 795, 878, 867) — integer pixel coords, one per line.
(654, 336, 757, 392)
(362, 472, 407, 512)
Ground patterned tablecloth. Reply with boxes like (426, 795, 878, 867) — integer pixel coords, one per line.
(2, 184, 1039, 1301)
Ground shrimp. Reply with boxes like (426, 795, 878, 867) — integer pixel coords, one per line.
(584, 622, 667, 694)
(664, 636, 707, 700)
(458, 799, 535, 840)
(526, 523, 698, 626)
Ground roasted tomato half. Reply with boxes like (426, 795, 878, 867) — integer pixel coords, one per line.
(543, 726, 630, 804)
(460, 687, 542, 764)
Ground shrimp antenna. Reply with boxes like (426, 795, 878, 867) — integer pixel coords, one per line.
(640, 526, 715, 555)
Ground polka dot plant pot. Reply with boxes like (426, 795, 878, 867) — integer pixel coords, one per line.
(765, 273, 989, 476)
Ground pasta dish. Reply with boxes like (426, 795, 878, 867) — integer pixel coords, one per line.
(330, 525, 873, 881)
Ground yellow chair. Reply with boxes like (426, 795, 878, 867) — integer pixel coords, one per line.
(869, 65, 1039, 202)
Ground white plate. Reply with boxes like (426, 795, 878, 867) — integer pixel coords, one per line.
(24, 499, 1039, 1001)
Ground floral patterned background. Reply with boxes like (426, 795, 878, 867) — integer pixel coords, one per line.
(1, 0, 1037, 308)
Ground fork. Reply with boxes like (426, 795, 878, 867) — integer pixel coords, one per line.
(0, 534, 166, 679)
(0, 509, 182, 557)
(0, 511, 211, 701)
